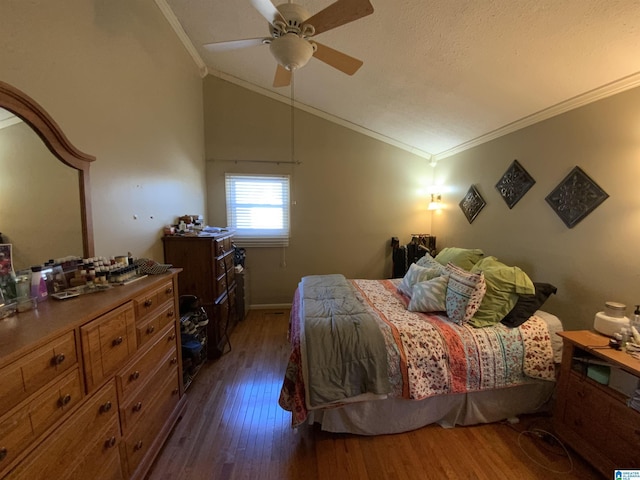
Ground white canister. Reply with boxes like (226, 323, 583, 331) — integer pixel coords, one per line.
(594, 301, 630, 337)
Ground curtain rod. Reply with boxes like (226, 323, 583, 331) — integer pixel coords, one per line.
(208, 158, 301, 165)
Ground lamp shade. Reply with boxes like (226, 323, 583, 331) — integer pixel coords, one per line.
(269, 34, 315, 71)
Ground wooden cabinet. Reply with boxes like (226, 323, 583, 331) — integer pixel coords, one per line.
(163, 233, 238, 358)
(554, 330, 640, 475)
(0, 271, 186, 480)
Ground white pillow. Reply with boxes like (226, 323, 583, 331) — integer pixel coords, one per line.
(397, 263, 443, 297)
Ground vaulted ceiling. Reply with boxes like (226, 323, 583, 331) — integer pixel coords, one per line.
(159, 0, 640, 160)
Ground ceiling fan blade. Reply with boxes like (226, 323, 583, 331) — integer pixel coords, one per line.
(304, 0, 374, 36)
(203, 37, 267, 51)
(250, 0, 285, 24)
(273, 64, 291, 87)
(312, 42, 363, 76)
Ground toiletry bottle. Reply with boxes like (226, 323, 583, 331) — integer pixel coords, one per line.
(30, 266, 47, 302)
(633, 305, 640, 330)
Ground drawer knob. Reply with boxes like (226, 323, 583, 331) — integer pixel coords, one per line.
(133, 401, 143, 413)
(59, 394, 72, 407)
(146, 325, 155, 334)
(105, 436, 117, 449)
(144, 299, 153, 307)
(170, 357, 178, 365)
(134, 440, 143, 451)
(0, 447, 7, 461)
(112, 336, 123, 347)
(101, 401, 112, 413)
(172, 388, 179, 396)
(168, 310, 175, 318)
(52, 353, 66, 365)
(130, 370, 140, 381)
(165, 287, 173, 294)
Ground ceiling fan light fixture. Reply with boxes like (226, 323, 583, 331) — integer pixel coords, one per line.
(269, 33, 315, 71)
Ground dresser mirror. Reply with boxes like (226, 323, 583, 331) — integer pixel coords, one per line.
(0, 81, 95, 272)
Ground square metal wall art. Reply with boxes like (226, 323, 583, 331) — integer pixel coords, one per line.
(545, 166, 609, 228)
(495, 159, 535, 209)
(459, 185, 486, 224)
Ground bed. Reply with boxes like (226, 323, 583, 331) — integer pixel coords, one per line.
(278, 249, 561, 435)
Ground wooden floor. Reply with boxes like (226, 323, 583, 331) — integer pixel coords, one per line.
(146, 309, 602, 480)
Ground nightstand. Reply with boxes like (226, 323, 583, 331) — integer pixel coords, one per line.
(553, 330, 640, 475)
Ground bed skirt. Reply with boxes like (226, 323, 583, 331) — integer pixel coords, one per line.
(306, 379, 554, 435)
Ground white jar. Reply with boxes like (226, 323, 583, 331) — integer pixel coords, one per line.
(594, 301, 630, 337)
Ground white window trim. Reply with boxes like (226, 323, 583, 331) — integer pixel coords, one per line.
(225, 173, 290, 247)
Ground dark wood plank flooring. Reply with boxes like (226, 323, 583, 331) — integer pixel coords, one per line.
(146, 309, 602, 480)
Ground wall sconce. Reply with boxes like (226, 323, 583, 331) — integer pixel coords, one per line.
(428, 193, 443, 210)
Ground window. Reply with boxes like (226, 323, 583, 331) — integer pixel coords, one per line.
(225, 173, 290, 247)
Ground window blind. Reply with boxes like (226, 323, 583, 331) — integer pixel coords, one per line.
(225, 173, 290, 247)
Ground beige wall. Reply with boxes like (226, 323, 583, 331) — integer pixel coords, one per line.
(204, 76, 432, 305)
(433, 86, 640, 330)
(0, 0, 206, 263)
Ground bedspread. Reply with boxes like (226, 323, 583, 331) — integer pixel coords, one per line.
(298, 275, 391, 407)
(279, 278, 555, 427)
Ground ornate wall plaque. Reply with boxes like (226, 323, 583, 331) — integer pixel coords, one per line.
(545, 166, 609, 228)
(459, 185, 486, 224)
(495, 159, 535, 209)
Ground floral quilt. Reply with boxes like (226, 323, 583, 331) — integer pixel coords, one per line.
(279, 279, 555, 427)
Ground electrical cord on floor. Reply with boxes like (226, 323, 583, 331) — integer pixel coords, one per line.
(517, 428, 574, 474)
(219, 255, 232, 355)
(502, 418, 574, 475)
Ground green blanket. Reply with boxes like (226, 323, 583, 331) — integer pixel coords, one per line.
(299, 274, 390, 408)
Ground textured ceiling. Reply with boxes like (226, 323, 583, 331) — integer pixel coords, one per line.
(162, 0, 640, 159)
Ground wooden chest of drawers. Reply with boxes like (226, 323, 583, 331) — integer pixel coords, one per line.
(0, 271, 186, 480)
(163, 233, 239, 358)
(554, 330, 640, 475)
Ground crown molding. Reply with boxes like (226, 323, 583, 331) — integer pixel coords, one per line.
(434, 71, 640, 161)
(154, 0, 208, 78)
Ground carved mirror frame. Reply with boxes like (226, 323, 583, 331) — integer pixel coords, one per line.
(0, 80, 95, 257)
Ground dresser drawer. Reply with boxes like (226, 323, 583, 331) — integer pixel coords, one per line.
(215, 252, 234, 278)
(81, 302, 137, 392)
(116, 323, 178, 402)
(133, 280, 176, 320)
(121, 370, 180, 476)
(607, 401, 640, 468)
(65, 421, 124, 480)
(0, 367, 81, 477)
(119, 349, 180, 434)
(214, 236, 232, 257)
(135, 300, 176, 348)
(6, 379, 120, 479)
(0, 331, 77, 418)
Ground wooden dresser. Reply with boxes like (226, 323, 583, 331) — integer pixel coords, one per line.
(163, 232, 238, 358)
(0, 270, 186, 480)
(554, 330, 640, 475)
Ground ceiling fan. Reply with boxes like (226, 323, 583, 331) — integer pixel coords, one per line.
(203, 0, 374, 87)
